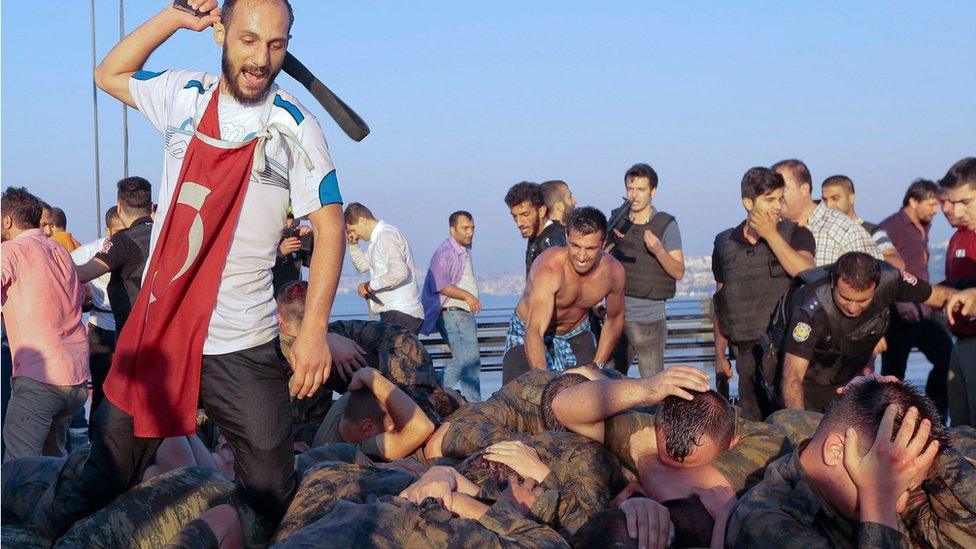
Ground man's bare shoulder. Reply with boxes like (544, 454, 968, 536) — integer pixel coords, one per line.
(530, 248, 568, 278)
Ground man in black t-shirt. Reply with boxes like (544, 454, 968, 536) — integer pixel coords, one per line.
(504, 181, 567, 275)
(75, 177, 154, 331)
(773, 252, 956, 413)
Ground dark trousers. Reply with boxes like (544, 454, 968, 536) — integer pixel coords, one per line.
(881, 311, 953, 419)
(501, 331, 597, 385)
(731, 340, 762, 421)
(379, 310, 423, 335)
(87, 325, 117, 429)
(1, 341, 11, 427)
(31, 339, 297, 539)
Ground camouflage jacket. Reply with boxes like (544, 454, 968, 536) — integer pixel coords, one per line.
(1, 455, 64, 525)
(272, 496, 568, 549)
(765, 408, 824, 448)
(604, 409, 790, 496)
(442, 370, 558, 457)
(458, 431, 615, 537)
(273, 461, 418, 543)
(901, 446, 976, 548)
(55, 466, 269, 549)
(727, 450, 907, 548)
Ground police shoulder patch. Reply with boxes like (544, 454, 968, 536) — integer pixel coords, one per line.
(99, 239, 113, 254)
(900, 270, 918, 286)
(792, 321, 812, 342)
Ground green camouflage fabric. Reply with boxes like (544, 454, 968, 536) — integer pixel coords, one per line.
(291, 389, 335, 447)
(604, 409, 789, 496)
(901, 447, 976, 548)
(726, 450, 908, 548)
(458, 431, 614, 538)
(160, 518, 218, 549)
(1, 455, 63, 525)
(26, 445, 91, 532)
(272, 496, 569, 549)
(766, 408, 823, 448)
(295, 442, 375, 475)
(442, 370, 558, 458)
(951, 425, 976, 461)
(55, 466, 271, 549)
(273, 461, 418, 543)
(1, 524, 50, 549)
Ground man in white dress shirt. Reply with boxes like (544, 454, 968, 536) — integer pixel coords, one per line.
(344, 203, 424, 333)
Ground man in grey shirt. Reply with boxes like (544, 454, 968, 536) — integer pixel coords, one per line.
(608, 163, 685, 377)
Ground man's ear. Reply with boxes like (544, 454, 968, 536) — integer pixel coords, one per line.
(850, 193, 857, 207)
(213, 21, 226, 46)
(729, 434, 742, 448)
(822, 433, 845, 466)
(539, 205, 549, 220)
(742, 197, 754, 212)
(649, 187, 658, 201)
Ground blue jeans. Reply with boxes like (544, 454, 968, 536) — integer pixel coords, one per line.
(437, 309, 482, 402)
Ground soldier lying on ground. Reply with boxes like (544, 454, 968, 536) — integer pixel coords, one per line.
(572, 495, 720, 549)
(310, 367, 436, 463)
(727, 377, 976, 548)
(428, 366, 618, 459)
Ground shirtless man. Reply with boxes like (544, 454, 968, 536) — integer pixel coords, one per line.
(501, 206, 626, 384)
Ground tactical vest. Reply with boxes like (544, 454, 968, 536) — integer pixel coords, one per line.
(610, 209, 677, 300)
(713, 221, 797, 345)
(860, 220, 882, 237)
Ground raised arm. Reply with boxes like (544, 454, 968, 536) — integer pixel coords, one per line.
(523, 259, 561, 371)
(287, 205, 343, 399)
(552, 367, 710, 442)
(75, 258, 111, 284)
(94, 2, 220, 107)
(369, 232, 411, 292)
(352, 368, 435, 460)
(781, 353, 809, 410)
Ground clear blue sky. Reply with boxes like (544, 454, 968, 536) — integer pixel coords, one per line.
(3, 1, 973, 274)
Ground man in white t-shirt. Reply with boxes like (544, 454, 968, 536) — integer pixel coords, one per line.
(33, 0, 346, 538)
(70, 207, 127, 421)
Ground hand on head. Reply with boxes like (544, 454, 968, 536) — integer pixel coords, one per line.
(644, 365, 710, 403)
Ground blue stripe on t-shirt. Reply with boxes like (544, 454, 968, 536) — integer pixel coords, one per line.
(132, 70, 167, 81)
(273, 94, 305, 125)
(318, 170, 342, 206)
(183, 80, 205, 94)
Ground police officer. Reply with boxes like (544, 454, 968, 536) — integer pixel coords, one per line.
(712, 167, 816, 420)
(763, 251, 956, 414)
(608, 163, 686, 377)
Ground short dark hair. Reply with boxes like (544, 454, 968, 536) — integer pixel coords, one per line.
(343, 202, 375, 225)
(663, 497, 716, 548)
(540, 373, 588, 431)
(571, 509, 634, 549)
(902, 178, 939, 208)
(540, 180, 569, 211)
(449, 210, 473, 227)
(504, 181, 544, 209)
(343, 388, 386, 426)
(1, 187, 43, 229)
(818, 379, 950, 455)
(940, 157, 976, 191)
(221, 0, 294, 32)
(771, 159, 813, 192)
(105, 206, 121, 229)
(566, 206, 608, 238)
(49, 207, 68, 229)
(624, 163, 658, 190)
(656, 390, 736, 463)
(822, 175, 855, 194)
(835, 252, 881, 292)
(276, 280, 307, 325)
(740, 167, 786, 200)
(117, 176, 153, 214)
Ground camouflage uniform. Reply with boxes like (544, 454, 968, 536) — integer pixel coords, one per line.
(273, 496, 568, 548)
(161, 518, 218, 549)
(765, 408, 823, 449)
(55, 466, 271, 548)
(728, 446, 976, 548)
(459, 431, 615, 537)
(441, 370, 558, 458)
(1, 455, 63, 525)
(951, 425, 976, 461)
(273, 460, 419, 543)
(1, 524, 49, 548)
(604, 409, 790, 496)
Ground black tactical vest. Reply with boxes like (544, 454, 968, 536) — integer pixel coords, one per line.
(713, 221, 797, 345)
(610, 208, 677, 300)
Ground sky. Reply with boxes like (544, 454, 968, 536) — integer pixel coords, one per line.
(2, 1, 974, 275)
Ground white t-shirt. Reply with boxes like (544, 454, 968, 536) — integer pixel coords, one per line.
(129, 69, 342, 354)
(72, 238, 115, 331)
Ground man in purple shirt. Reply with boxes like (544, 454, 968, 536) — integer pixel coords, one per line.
(879, 179, 954, 419)
(421, 211, 483, 402)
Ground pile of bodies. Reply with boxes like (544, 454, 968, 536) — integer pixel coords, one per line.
(3, 320, 975, 548)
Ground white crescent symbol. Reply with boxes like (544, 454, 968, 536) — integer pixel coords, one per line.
(172, 182, 211, 282)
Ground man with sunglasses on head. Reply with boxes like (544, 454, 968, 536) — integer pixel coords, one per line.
(766, 252, 956, 414)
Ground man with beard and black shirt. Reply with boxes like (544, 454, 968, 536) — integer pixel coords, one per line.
(505, 181, 567, 276)
(75, 177, 154, 332)
(768, 252, 956, 413)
